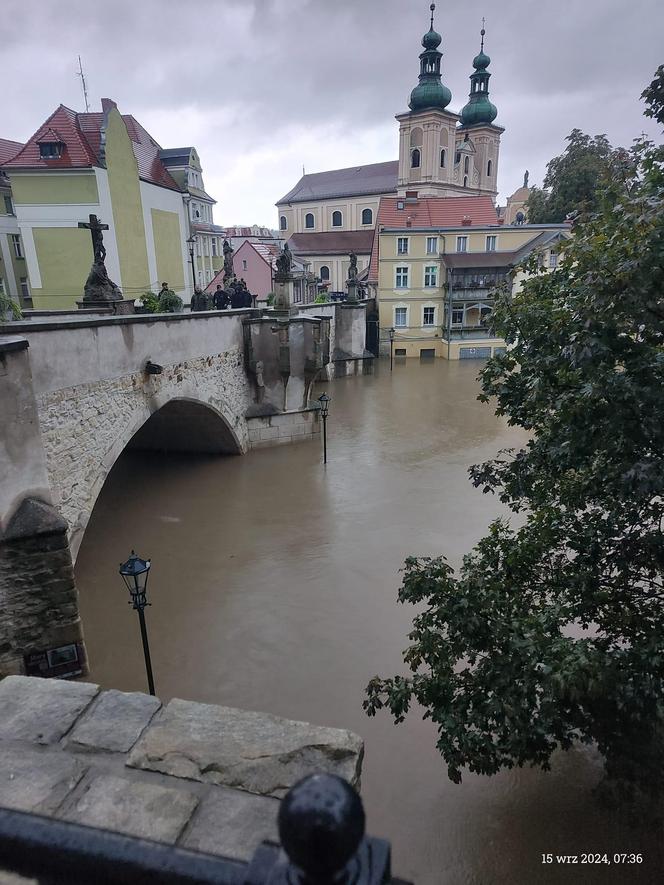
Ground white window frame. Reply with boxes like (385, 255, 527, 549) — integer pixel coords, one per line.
(11, 234, 23, 259)
(395, 265, 409, 289)
(280, 215, 288, 231)
(0, 278, 5, 296)
(361, 208, 373, 225)
(20, 277, 30, 299)
(304, 212, 315, 229)
(242, 259, 248, 271)
(422, 306, 435, 327)
(211, 238, 217, 256)
(424, 265, 438, 287)
(456, 236, 468, 253)
(549, 252, 558, 268)
(397, 236, 409, 255)
(486, 235, 497, 252)
(394, 306, 408, 328)
(451, 308, 464, 326)
(426, 236, 438, 255)
(331, 210, 343, 227)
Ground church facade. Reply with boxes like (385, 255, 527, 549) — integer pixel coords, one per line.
(277, 4, 532, 298)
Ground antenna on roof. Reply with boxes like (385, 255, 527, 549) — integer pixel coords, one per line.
(302, 164, 306, 176)
(77, 55, 90, 113)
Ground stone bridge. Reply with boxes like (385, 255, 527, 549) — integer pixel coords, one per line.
(0, 304, 372, 678)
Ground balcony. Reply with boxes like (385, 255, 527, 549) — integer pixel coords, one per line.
(443, 324, 497, 341)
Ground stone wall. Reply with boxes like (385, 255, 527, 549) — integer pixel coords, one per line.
(246, 408, 320, 450)
(0, 676, 363, 863)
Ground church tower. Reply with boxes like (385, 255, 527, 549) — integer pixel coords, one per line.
(456, 25, 504, 198)
(396, 9, 503, 201)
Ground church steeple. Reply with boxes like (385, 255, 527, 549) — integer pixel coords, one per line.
(408, 3, 452, 112)
(460, 21, 498, 127)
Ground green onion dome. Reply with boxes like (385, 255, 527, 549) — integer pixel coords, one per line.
(460, 29, 498, 126)
(422, 27, 442, 50)
(410, 79, 452, 112)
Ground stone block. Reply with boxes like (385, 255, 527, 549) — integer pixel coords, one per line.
(67, 689, 161, 753)
(60, 773, 197, 844)
(0, 745, 85, 814)
(181, 785, 279, 861)
(268, 414, 294, 428)
(127, 698, 363, 798)
(248, 429, 262, 442)
(0, 677, 99, 745)
(259, 427, 279, 441)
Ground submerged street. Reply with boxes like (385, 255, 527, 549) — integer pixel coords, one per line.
(75, 359, 663, 885)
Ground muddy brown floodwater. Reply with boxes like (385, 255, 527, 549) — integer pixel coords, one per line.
(75, 359, 663, 885)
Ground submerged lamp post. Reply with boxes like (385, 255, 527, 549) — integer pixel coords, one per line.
(389, 326, 395, 371)
(186, 235, 197, 295)
(318, 392, 331, 464)
(119, 551, 155, 696)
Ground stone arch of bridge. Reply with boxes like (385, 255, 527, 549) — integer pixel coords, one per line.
(69, 390, 244, 560)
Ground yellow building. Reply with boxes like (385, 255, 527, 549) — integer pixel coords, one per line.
(370, 194, 569, 359)
(3, 100, 215, 309)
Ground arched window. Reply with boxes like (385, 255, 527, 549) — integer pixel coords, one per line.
(487, 160, 492, 177)
(455, 151, 461, 165)
(280, 215, 287, 231)
(463, 175, 468, 188)
(440, 148, 446, 168)
(332, 210, 342, 227)
(410, 127, 423, 147)
(464, 156, 469, 174)
(411, 149, 421, 168)
(319, 265, 330, 281)
(361, 208, 373, 225)
(305, 212, 314, 229)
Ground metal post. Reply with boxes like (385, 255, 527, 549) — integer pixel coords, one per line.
(136, 607, 155, 696)
(189, 248, 196, 295)
(322, 414, 327, 464)
(390, 337, 394, 372)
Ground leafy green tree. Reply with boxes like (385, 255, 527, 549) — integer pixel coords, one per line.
(526, 129, 627, 223)
(365, 69, 664, 803)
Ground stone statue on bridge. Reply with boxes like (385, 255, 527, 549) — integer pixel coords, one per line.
(78, 214, 122, 302)
(222, 239, 235, 285)
(275, 243, 293, 282)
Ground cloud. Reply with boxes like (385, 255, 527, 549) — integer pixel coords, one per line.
(3, 0, 662, 225)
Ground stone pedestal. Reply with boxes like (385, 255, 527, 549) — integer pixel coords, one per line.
(76, 299, 135, 314)
(346, 279, 359, 304)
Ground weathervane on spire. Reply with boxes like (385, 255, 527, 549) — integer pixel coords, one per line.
(481, 17, 486, 51)
(430, 3, 435, 28)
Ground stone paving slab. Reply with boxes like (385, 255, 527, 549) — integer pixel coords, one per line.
(181, 785, 279, 861)
(127, 698, 363, 798)
(0, 676, 98, 745)
(59, 773, 198, 844)
(0, 746, 85, 814)
(67, 689, 161, 753)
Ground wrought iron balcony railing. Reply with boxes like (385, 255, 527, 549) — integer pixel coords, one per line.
(0, 773, 412, 885)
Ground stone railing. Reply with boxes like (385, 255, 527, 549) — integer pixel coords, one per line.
(0, 676, 411, 882)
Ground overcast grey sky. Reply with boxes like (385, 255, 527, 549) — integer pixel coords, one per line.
(3, 0, 662, 227)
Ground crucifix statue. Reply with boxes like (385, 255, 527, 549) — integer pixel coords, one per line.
(78, 213, 122, 302)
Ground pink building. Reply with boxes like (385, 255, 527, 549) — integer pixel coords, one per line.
(206, 240, 314, 305)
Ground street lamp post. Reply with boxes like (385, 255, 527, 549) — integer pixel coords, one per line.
(186, 235, 197, 297)
(318, 393, 331, 464)
(119, 551, 155, 696)
(389, 326, 395, 371)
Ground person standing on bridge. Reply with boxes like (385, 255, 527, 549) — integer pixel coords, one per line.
(213, 285, 229, 310)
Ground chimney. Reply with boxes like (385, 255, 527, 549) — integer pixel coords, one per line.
(461, 216, 472, 226)
(101, 98, 118, 114)
(406, 216, 412, 227)
(497, 218, 505, 225)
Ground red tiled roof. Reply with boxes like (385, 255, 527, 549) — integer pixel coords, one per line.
(288, 230, 375, 255)
(0, 138, 24, 166)
(368, 195, 500, 282)
(5, 102, 180, 191)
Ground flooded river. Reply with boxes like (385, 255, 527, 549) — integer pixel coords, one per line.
(75, 359, 663, 884)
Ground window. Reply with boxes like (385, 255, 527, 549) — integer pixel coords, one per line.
(424, 266, 438, 287)
(11, 235, 23, 258)
(361, 208, 373, 225)
(0, 278, 5, 296)
(463, 176, 468, 188)
(332, 210, 342, 227)
(464, 156, 469, 174)
(486, 235, 497, 252)
(452, 308, 464, 325)
(4, 195, 13, 215)
(423, 306, 435, 326)
(420, 348, 435, 358)
(38, 142, 63, 159)
(20, 277, 29, 299)
(395, 307, 407, 327)
(319, 265, 330, 281)
(397, 237, 408, 255)
(242, 259, 247, 271)
(305, 213, 314, 229)
(395, 347, 407, 356)
(411, 149, 420, 168)
(487, 159, 493, 177)
(440, 149, 446, 168)
(426, 236, 438, 255)
(395, 267, 409, 288)
(549, 252, 558, 268)
(456, 236, 468, 253)
(455, 151, 461, 164)
(212, 238, 217, 256)
(280, 215, 287, 231)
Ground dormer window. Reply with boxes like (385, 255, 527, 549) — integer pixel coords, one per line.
(39, 141, 63, 159)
